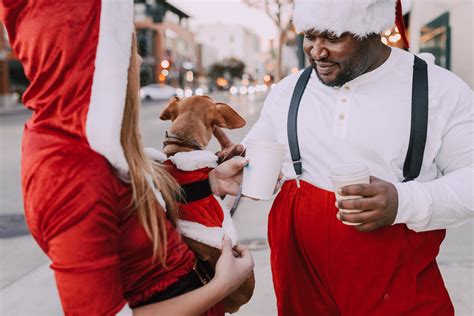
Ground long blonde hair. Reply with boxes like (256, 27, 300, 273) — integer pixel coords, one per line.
(121, 33, 180, 264)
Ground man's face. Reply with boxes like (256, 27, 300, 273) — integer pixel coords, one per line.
(303, 30, 374, 87)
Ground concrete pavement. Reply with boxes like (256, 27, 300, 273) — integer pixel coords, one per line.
(1, 92, 472, 315)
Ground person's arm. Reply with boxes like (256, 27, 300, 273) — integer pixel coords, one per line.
(214, 88, 280, 163)
(392, 87, 473, 231)
(337, 86, 473, 232)
(242, 88, 279, 144)
(44, 170, 127, 314)
(133, 237, 254, 316)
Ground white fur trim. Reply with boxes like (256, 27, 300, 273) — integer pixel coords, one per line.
(178, 205, 238, 248)
(86, 1, 134, 174)
(144, 147, 168, 162)
(293, 0, 396, 37)
(170, 151, 218, 171)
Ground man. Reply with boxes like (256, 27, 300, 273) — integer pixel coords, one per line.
(217, 0, 473, 315)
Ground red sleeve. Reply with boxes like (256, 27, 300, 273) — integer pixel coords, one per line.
(47, 184, 126, 315)
(22, 136, 127, 315)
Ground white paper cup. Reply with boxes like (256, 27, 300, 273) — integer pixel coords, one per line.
(329, 163, 370, 226)
(242, 140, 286, 200)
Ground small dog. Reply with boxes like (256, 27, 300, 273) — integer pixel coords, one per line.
(157, 95, 255, 313)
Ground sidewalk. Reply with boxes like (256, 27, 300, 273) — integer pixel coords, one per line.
(0, 199, 277, 316)
(0, 104, 30, 116)
(1, 205, 473, 315)
(1, 93, 472, 315)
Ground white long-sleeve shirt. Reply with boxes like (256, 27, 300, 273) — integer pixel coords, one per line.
(244, 47, 473, 232)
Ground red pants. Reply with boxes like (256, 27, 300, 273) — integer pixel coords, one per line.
(268, 180, 453, 316)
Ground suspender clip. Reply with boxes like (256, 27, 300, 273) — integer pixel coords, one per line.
(296, 178, 301, 188)
(292, 160, 303, 189)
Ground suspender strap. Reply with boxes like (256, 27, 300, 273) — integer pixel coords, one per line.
(287, 66, 313, 177)
(403, 56, 429, 182)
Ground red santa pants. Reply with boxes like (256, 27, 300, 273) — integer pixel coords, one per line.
(268, 180, 453, 316)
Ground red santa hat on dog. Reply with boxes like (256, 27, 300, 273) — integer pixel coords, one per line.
(293, 0, 409, 48)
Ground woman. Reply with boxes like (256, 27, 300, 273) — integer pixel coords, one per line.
(1, 1, 253, 315)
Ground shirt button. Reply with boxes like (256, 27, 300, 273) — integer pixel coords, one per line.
(344, 86, 350, 90)
(339, 113, 345, 120)
(341, 97, 347, 102)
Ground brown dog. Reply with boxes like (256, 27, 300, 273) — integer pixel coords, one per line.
(159, 95, 255, 313)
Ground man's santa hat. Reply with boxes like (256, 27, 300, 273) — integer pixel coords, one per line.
(293, 0, 409, 47)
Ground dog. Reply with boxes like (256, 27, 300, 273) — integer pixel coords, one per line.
(155, 95, 255, 313)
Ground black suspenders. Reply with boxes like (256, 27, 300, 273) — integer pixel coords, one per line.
(287, 56, 429, 183)
(403, 56, 429, 182)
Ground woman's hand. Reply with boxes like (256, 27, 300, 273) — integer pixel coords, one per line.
(213, 236, 254, 295)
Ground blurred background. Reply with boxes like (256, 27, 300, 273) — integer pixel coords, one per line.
(1, 0, 472, 315)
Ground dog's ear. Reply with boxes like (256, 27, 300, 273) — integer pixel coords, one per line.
(213, 102, 246, 129)
(160, 97, 180, 121)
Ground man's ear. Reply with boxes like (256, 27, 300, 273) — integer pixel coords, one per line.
(159, 97, 180, 121)
(213, 102, 246, 129)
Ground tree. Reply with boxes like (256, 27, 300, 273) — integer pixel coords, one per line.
(243, 0, 294, 81)
(209, 57, 246, 81)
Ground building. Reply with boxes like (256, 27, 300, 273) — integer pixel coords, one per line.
(134, 0, 196, 88)
(0, 24, 29, 109)
(196, 43, 218, 76)
(408, 0, 473, 87)
(195, 23, 263, 80)
(0, 24, 9, 106)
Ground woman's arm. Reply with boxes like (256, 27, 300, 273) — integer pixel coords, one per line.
(133, 278, 226, 316)
(133, 237, 254, 316)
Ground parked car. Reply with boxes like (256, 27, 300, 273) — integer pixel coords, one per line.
(140, 84, 177, 101)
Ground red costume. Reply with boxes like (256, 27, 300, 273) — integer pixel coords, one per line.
(254, 0, 456, 314)
(1, 1, 221, 315)
(269, 181, 452, 315)
(146, 149, 238, 248)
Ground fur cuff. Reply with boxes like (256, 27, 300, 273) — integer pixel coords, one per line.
(177, 207, 238, 248)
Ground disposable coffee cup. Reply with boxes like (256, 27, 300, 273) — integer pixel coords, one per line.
(329, 163, 370, 226)
(242, 140, 286, 200)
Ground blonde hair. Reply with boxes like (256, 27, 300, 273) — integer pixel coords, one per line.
(121, 33, 180, 264)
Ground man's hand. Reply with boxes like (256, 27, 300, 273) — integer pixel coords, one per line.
(209, 157, 248, 197)
(336, 176, 398, 232)
(213, 127, 245, 163)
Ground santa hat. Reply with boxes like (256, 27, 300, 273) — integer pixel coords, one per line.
(2, 1, 135, 174)
(293, 0, 409, 47)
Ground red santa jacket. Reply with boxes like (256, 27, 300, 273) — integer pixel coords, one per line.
(1, 1, 195, 314)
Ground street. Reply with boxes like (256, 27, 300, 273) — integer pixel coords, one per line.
(0, 92, 473, 315)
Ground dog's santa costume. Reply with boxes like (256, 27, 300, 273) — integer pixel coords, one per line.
(145, 148, 238, 248)
(244, 0, 472, 315)
(1, 1, 223, 315)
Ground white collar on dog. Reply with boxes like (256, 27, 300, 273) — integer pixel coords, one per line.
(144, 148, 218, 171)
(170, 150, 218, 171)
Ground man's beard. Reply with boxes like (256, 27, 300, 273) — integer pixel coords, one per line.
(312, 48, 371, 87)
